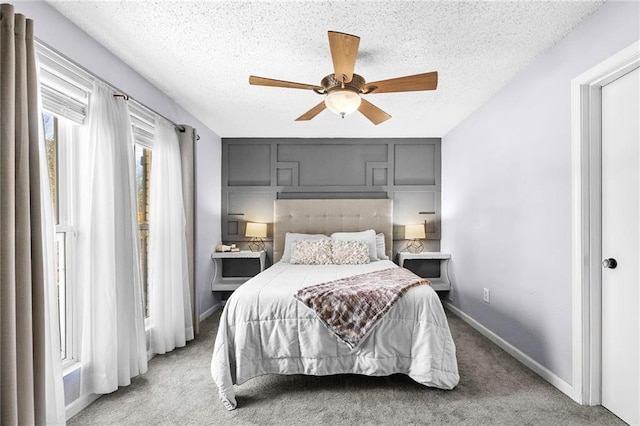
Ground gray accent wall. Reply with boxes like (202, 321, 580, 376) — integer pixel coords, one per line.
(222, 138, 442, 257)
(441, 0, 639, 386)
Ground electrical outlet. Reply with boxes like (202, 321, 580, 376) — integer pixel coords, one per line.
(483, 288, 490, 303)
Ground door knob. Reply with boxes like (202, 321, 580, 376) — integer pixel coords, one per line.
(602, 258, 617, 269)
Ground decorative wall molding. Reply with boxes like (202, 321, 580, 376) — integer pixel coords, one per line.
(221, 138, 442, 256)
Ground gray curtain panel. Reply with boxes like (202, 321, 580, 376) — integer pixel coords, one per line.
(177, 125, 199, 336)
(0, 3, 47, 424)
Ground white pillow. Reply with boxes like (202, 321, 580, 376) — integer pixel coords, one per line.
(290, 240, 333, 265)
(332, 240, 370, 265)
(331, 229, 378, 261)
(376, 233, 389, 260)
(281, 232, 330, 263)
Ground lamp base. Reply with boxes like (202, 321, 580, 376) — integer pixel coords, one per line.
(406, 240, 423, 254)
(248, 238, 265, 252)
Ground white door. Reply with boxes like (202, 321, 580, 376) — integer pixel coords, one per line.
(601, 66, 640, 426)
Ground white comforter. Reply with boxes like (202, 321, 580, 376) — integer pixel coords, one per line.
(211, 261, 459, 410)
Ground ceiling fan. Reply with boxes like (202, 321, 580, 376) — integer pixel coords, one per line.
(249, 31, 438, 125)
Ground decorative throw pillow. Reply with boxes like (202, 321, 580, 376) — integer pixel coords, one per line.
(331, 240, 370, 265)
(331, 229, 378, 261)
(290, 239, 333, 265)
(281, 232, 330, 263)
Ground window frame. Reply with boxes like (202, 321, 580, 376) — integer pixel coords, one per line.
(44, 112, 81, 369)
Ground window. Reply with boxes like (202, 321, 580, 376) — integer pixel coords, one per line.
(44, 114, 58, 220)
(135, 145, 152, 317)
(130, 102, 156, 320)
(44, 112, 77, 362)
(38, 42, 90, 366)
(38, 42, 159, 362)
(44, 113, 155, 362)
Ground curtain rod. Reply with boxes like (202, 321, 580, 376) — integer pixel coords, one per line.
(112, 93, 196, 138)
(36, 39, 200, 141)
(112, 92, 199, 138)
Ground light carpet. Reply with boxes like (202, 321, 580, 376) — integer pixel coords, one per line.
(68, 308, 622, 425)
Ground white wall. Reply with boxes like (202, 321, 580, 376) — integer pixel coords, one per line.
(442, 1, 639, 385)
(196, 134, 222, 315)
(14, 1, 222, 318)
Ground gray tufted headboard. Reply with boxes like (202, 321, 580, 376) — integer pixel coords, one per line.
(273, 199, 393, 263)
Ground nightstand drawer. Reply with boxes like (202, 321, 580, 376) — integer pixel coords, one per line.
(211, 251, 266, 292)
(402, 258, 442, 280)
(221, 258, 262, 278)
(397, 252, 451, 291)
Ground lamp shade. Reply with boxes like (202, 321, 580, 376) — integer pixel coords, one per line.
(325, 89, 361, 116)
(245, 222, 267, 238)
(405, 224, 426, 240)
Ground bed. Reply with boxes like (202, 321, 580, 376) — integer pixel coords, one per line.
(211, 199, 459, 410)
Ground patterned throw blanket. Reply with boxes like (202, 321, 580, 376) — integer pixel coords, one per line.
(294, 268, 430, 349)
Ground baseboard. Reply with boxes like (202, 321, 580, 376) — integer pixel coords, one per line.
(199, 301, 224, 322)
(65, 392, 100, 420)
(443, 301, 575, 400)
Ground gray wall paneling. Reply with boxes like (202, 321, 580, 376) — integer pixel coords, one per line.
(222, 138, 441, 258)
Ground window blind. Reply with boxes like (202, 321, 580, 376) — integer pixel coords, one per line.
(36, 44, 91, 125)
(36, 42, 163, 147)
(129, 101, 156, 148)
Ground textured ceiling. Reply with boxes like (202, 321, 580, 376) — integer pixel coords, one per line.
(47, 0, 603, 138)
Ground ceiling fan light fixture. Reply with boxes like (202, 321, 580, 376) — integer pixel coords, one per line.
(325, 89, 361, 118)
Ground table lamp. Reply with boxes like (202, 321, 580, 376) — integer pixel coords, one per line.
(245, 222, 267, 252)
(405, 224, 426, 253)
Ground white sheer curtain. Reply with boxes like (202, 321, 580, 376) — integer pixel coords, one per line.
(76, 81, 147, 394)
(149, 118, 193, 355)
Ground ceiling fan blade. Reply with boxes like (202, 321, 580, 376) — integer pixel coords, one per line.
(328, 31, 360, 84)
(363, 71, 438, 94)
(295, 101, 327, 121)
(358, 98, 391, 125)
(249, 75, 323, 91)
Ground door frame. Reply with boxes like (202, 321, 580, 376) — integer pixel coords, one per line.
(571, 40, 640, 406)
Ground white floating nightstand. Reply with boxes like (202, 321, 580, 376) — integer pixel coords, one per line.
(211, 250, 266, 291)
(397, 252, 451, 291)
